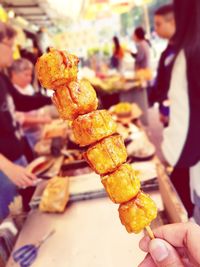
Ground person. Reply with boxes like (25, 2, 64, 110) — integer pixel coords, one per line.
(150, 4, 176, 126)
(162, 0, 200, 219)
(139, 222, 200, 266)
(130, 27, 151, 70)
(8, 58, 35, 95)
(110, 36, 124, 70)
(8, 58, 52, 149)
(0, 22, 51, 220)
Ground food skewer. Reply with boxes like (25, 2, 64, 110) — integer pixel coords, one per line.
(146, 226, 155, 239)
(35, 48, 157, 239)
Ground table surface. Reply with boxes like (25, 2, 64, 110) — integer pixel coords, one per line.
(7, 197, 146, 267)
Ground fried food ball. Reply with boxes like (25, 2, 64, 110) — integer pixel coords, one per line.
(101, 163, 140, 203)
(35, 48, 79, 89)
(72, 110, 117, 146)
(118, 191, 157, 234)
(52, 80, 98, 120)
(84, 134, 127, 175)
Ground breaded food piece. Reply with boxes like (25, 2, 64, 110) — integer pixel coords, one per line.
(101, 163, 140, 203)
(35, 48, 79, 89)
(72, 110, 117, 146)
(39, 176, 69, 213)
(118, 191, 157, 234)
(52, 80, 98, 120)
(84, 134, 127, 175)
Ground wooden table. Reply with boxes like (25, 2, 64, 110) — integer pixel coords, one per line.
(6, 197, 146, 267)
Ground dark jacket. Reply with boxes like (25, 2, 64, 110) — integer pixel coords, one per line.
(151, 43, 176, 105)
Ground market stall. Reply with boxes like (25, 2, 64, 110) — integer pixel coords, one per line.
(5, 103, 187, 267)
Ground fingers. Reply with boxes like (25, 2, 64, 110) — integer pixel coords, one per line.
(148, 238, 184, 267)
(25, 171, 37, 181)
(138, 254, 156, 267)
(139, 235, 151, 252)
(15, 170, 36, 188)
(152, 223, 195, 247)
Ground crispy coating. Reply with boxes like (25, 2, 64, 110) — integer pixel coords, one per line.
(35, 48, 79, 89)
(84, 134, 127, 175)
(118, 191, 157, 234)
(101, 163, 140, 204)
(52, 80, 98, 120)
(72, 110, 117, 146)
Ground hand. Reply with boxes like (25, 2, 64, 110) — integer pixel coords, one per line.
(138, 222, 200, 267)
(3, 162, 36, 188)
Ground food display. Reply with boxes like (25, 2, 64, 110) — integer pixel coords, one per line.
(72, 110, 117, 146)
(36, 49, 157, 235)
(39, 176, 69, 213)
(42, 119, 69, 139)
(109, 102, 142, 122)
(127, 132, 156, 159)
(112, 102, 132, 117)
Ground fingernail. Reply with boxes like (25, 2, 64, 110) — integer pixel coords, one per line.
(149, 239, 169, 262)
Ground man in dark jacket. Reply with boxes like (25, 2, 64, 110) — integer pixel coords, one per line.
(150, 4, 176, 126)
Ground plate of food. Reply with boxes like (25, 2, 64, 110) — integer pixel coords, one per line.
(109, 102, 142, 122)
(26, 156, 55, 176)
(61, 149, 87, 170)
(127, 132, 156, 160)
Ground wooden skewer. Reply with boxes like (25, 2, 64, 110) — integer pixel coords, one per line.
(145, 226, 155, 239)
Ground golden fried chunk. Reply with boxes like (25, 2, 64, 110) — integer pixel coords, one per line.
(72, 110, 117, 146)
(35, 48, 79, 89)
(101, 163, 140, 203)
(52, 80, 98, 120)
(39, 176, 69, 213)
(118, 191, 157, 234)
(84, 134, 127, 175)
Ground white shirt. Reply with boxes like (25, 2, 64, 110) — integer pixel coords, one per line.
(162, 50, 200, 202)
(162, 50, 190, 166)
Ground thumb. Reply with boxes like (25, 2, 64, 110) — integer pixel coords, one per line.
(149, 238, 184, 267)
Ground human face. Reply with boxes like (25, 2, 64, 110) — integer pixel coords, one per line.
(0, 37, 14, 68)
(12, 68, 33, 88)
(154, 15, 175, 40)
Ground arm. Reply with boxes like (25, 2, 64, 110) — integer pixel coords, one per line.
(0, 154, 36, 187)
(22, 114, 52, 127)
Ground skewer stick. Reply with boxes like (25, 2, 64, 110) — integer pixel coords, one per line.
(145, 226, 155, 239)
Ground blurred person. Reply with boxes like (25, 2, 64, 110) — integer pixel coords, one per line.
(110, 36, 124, 70)
(8, 58, 52, 148)
(139, 222, 200, 266)
(150, 4, 176, 126)
(0, 22, 51, 220)
(9, 58, 35, 95)
(162, 0, 200, 220)
(128, 27, 151, 70)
